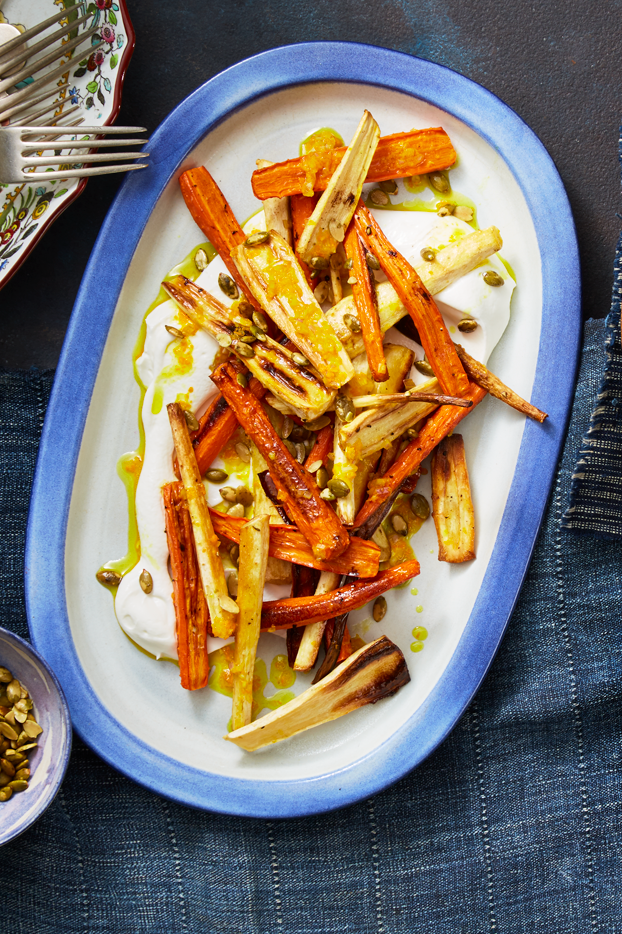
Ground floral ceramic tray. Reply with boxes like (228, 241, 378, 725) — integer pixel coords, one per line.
(0, 0, 134, 288)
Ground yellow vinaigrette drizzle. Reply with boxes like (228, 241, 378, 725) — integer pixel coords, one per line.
(209, 646, 297, 729)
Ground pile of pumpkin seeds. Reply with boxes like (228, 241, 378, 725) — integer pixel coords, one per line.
(0, 667, 43, 802)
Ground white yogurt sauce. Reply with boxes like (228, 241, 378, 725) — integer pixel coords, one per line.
(114, 208, 514, 659)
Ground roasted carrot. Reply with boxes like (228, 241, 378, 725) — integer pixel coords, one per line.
(260, 559, 420, 630)
(304, 424, 333, 470)
(193, 379, 265, 475)
(353, 384, 487, 536)
(287, 565, 321, 667)
(354, 201, 470, 398)
(210, 509, 380, 577)
(454, 343, 548, 423)
(344, 225, 387, 382)
(212, 361, 350, 561)
(162, 482, 210, 689)
(179, 166, 260, 311)
(291, 193, 319, 285)
(251, 128, 457, 200)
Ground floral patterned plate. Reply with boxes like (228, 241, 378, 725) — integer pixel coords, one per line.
(0, 0, 135, 289)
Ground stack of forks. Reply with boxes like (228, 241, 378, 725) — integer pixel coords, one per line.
(0, 6, 148, 182)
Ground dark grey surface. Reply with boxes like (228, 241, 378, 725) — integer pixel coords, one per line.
(1, 0, 620, 369)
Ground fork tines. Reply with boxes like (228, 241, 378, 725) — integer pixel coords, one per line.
(0, 12, 93, 77)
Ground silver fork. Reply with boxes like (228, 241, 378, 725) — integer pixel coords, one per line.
(0, 125, 150, 182)
(0, 6, 100, 125)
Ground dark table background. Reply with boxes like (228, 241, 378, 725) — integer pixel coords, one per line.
(1, 0, 621, 369)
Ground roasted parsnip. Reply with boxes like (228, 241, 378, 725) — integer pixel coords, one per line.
(255, 159, 292, 246)
(297, 111, 380, 263)
(232, 232, 354, 390)
(231, 515, 271, 730)
(293, 571, 340, 671)
(167, 403, 238, 639)
(327, 226, 503, 358)
(431, 434, 476, 563)
(163, 276, 335, 421)
(226, 636, 410, 751)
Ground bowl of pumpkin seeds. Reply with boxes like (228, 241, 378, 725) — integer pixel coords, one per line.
(0, 628, 71, 845)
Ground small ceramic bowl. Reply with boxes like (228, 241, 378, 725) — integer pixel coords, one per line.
(0, 628, 71, 845)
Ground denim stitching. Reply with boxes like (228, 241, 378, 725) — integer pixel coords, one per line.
(367, 797, 386, 934)
(266, 821, 284, 929)
(471, 700, 497, 932)
(59, 787, 89, 934)
(161, 799, 188, 933)
(554, 485, 599, 931)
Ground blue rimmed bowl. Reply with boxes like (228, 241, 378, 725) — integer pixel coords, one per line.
(26, 43, 580, 817)
(0, 629, 71, 845)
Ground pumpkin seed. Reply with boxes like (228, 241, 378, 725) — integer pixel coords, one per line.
(96, 568, 122, 587)
(249, 324, 267, 341)
(14, 710, 27, 724)
(205, 468, 229, 483)
(335, 395, 355, 422)
(366, 253, 380, 270)
(0, 759, 15, 777)
(0, 724, 18, 742)
(328, 478, 350, 498)
(314, 281, 329, 303)
(458, 318, 478, 333)
(320, 487, 336, 501)
(0, 669, 11, 684)
(235, 486, 254, 507)
(405, 427, 419, 440)
(218, 273, 239, 300)
(0, 787, 13, 802)
(294, 442, 306, 464)
(414, 360, 435, 377)
(410, 493, 430, 520)
(328, 219, 345, 241)
(283, 439, 297, 459)
(165, 324, 185, 339)
(8, 780, 28, 792)
(453, 205, 474, 222)
(309, 256, 329, 269)
(0, 772, 10, 788)
(15, 768, 30, 782)
(483, 270, 504, 287)
(16, 743, 38, 753)
(420, 247, 436, 263)
(252, 311, 268, 331)
(183, 409, 200, 432)
(307, 459, 323, 473)
(15, 699, 32, 713)
(430, 171, 450, 193)
(316, 466, 329, 490)
(373, 596, 387, 622)
(139, 569, 153, 595)
(235, 341, 254, 358)
(236, 373, 248, 388)
(194, 248, 209, 271)
(227, 503, 245, 518)
(291, 352, 309, 367)
(280, 416, 294, 440)
(370, 188, 389, 206)
(22, 720, 42, 739)
(216, 332, 233, 347)
(237, 300, 254, 318)
(305, 414, 331, 431)
(344, 258, 353, 270)
(391, 513, 408, 535)
(220, 486, 237, 503)
(228, 544, 240, 567)
(6, 681, 20, 705)
(239, 330, 256, 343)
(227, 570, 239, 598)
(244, 230, 270, 247)
(347, 276, 358, 285)
(379, 179, 399, 194)
(372, 526, 391, 563)
(344, 313, 362, 333)
(235, 442, 251, 463)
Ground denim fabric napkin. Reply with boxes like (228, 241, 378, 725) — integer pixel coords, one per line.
(1, 327, 621, 933)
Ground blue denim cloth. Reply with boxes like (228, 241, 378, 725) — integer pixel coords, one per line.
(1, 323, 621, 932)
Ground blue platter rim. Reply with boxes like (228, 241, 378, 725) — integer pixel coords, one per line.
(25, 41, 581, 817)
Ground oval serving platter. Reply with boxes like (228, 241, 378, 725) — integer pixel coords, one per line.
(25, 43, 580, 817)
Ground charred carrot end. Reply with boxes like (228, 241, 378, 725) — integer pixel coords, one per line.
(454, 343, 548, 423)
(251, 128, 457, 200)
(304, 424, 333, 470)
(194, 378, 265, 475)
(212, 361, 350, 562)
(354, 201, 470, 398)
(353, 384, 487, 535)
(163, 482, 210, 690)
(260, 559, 420, 630)
(178, 167, 260, 311)
(344, 225, 387, 383)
